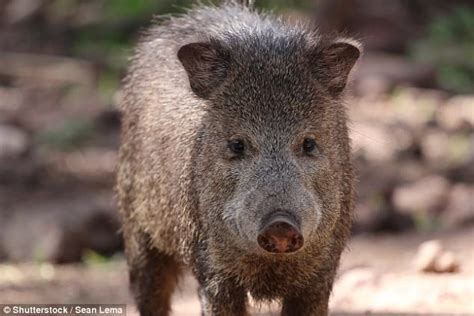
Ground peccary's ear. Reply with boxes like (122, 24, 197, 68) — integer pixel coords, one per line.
(177, 42, 230, 99)
(310, 39, 361, 96)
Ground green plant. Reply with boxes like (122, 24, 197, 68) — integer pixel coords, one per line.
(82, 249, 111, 266)
(411, 6, 474, 94)
(36, 119, 96, 150)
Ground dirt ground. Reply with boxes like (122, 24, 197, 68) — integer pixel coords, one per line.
(0, 226, 472, 316)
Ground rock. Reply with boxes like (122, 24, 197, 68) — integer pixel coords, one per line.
(421, 128, 473, 170)
(436, 252, 460, 273)
(441, 184, 474, 228)
(394, 160, 428, 182)
(351, 121, 415, 163)
(45, 148, 117, 185)
(420, 129, 450, 167)
(436, 95, 474, 132)
(414, 240, 443, 272)
(391, 88, 444, 128)
(351, 122, 392, 162)
(392, 175, 450, 216)
(2, 192, 121, 263)
(0, 124, 28, 160)
(414, 239, 460, 273)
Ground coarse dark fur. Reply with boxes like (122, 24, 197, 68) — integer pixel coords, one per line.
(117, 1, 360, 315)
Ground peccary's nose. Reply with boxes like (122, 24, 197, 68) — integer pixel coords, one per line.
(257, 213, 304, 254)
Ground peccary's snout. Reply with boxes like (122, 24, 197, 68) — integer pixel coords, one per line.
(257, 212, 304, 254)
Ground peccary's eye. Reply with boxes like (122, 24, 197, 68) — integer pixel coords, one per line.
(302, 138, 318, 155)
(228, 139, 245, 156)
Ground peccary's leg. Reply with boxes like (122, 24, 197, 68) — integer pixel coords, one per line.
(194, 252, 248, 316)
(281, 287, 330, 316)
(125, 229, 181, 316)
(197, 280, 249, 316)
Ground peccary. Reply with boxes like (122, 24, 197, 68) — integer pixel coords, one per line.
(117, 2, 360, 315)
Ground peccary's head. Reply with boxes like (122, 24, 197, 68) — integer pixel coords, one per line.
(178, 29, 360, 256)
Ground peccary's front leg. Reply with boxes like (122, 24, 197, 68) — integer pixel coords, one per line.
(196, 274, 249, 316)
(124, 229, 181, 316)
(194, 255, 248, 316)
(281, 286, 330, 316)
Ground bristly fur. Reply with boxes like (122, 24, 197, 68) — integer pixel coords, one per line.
(117, 1, 360, 315)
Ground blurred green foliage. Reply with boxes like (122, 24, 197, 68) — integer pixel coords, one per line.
(413, 212, 442, 232)
(36, 119, 96, 150)
(411, 6, 474, 94)
(82, 249, 112, 266)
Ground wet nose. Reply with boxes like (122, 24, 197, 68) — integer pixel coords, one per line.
(257, 213, 304, 254)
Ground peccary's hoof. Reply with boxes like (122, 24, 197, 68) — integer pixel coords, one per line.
(257, 214, 304, 253)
